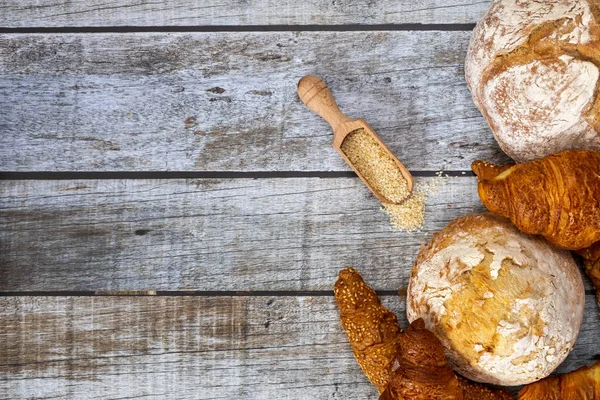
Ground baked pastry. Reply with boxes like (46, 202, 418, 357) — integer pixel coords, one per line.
(334, 269, 513, 399)
(407, 213, 585, 385)
(458, 377, 514, 400)
(465, 0, 600, 162)
(334, 267, 402, 392)
(472, 150, 600, 250)
(379, 319, 463, 400)
(519, 361, 600, 399)
(577, 241, 600, 306)
(381, 319, 514, 399)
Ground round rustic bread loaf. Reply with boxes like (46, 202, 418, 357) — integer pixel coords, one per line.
(406, 213, 585, 386)
(465, 0, 600, 162)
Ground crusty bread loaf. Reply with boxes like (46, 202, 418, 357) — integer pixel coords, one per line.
(465, 0, 600, 162)
(407, 213, 585, 386)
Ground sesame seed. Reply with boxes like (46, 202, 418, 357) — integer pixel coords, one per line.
(340, 129, 410, 204)
(382, 176, 447, 232)
(341, 130, 450, 232)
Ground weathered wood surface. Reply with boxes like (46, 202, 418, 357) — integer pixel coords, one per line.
(0, 176, 481, 291)
(0, 32, 510, 172)
(0, 1, 487, 27)
(0, 296, 598, 399)
(0, 177, 595, 292)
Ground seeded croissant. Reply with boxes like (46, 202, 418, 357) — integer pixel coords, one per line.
(472, 150, 600, 250)
(518, 361, 600, 399)
(334, 267, 402, 392)
(335, 268, 513, 400)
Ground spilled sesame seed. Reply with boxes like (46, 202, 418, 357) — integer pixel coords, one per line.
(340, 128, 448, 232)
(382, 174, 447, 232)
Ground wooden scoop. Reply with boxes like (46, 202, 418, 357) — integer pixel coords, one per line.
(297, 75, 413, 204)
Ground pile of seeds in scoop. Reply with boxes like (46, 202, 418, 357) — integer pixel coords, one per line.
(341, 128, 448, 232)
(340, 129, 410, 204)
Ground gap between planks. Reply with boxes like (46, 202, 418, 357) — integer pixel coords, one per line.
(0, 290, 596, 296)
(0, 290, 351, 297)
(0, 0, 489, 27)
(0, 24, 477, 34)
(0, 170, 475, 180)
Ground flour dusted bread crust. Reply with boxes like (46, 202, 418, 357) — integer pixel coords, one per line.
(465, 0, 600, 162)
(335, 268, 514, 399)
(406, 213, 585, 386)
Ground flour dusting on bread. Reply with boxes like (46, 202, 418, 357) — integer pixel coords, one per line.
(465, 0, 600, 162)
(406, 214, 585, 386)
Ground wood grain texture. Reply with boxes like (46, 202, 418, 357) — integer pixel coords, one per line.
(0, 31, 510, 172)
(0, 176, 481, 292)
(0, 295, 598, 400)
(0, 1, 487, 27)
(1, 177, 595, 292)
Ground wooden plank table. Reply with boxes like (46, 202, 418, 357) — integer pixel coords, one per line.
(0, 1, 598, 399)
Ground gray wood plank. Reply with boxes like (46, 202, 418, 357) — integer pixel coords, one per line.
(0, 177, 595, 292)
(0, 1, 487, 27)
(0, 296, 597, 399)
(0, 176, 481, 292)
(0, 31, 510, 172)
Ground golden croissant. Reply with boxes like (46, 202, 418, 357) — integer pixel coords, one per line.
(334, 267, 402, 392)
(458, 377, 514, 400)
(472, 150, 600, 250)
(519, 361, 600, 399)
(335, 268, 513, 400)
(379, 318, 463, 400)
(380, 319, 513, 400)
(577, 242, 600, 306)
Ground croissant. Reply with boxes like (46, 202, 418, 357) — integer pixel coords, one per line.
(379, 318, 462, 399)
(518, 361, 600, 399)
(577, 242, 600, 306)
(472, 150, 600, 250)
(334, 267, 402, 392)
(381, 319, 515, 400)
(458, 377, 515, 400)
(335, 268, 513, 400)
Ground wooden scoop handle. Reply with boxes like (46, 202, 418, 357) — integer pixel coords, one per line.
(297, 76, 352, 132)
